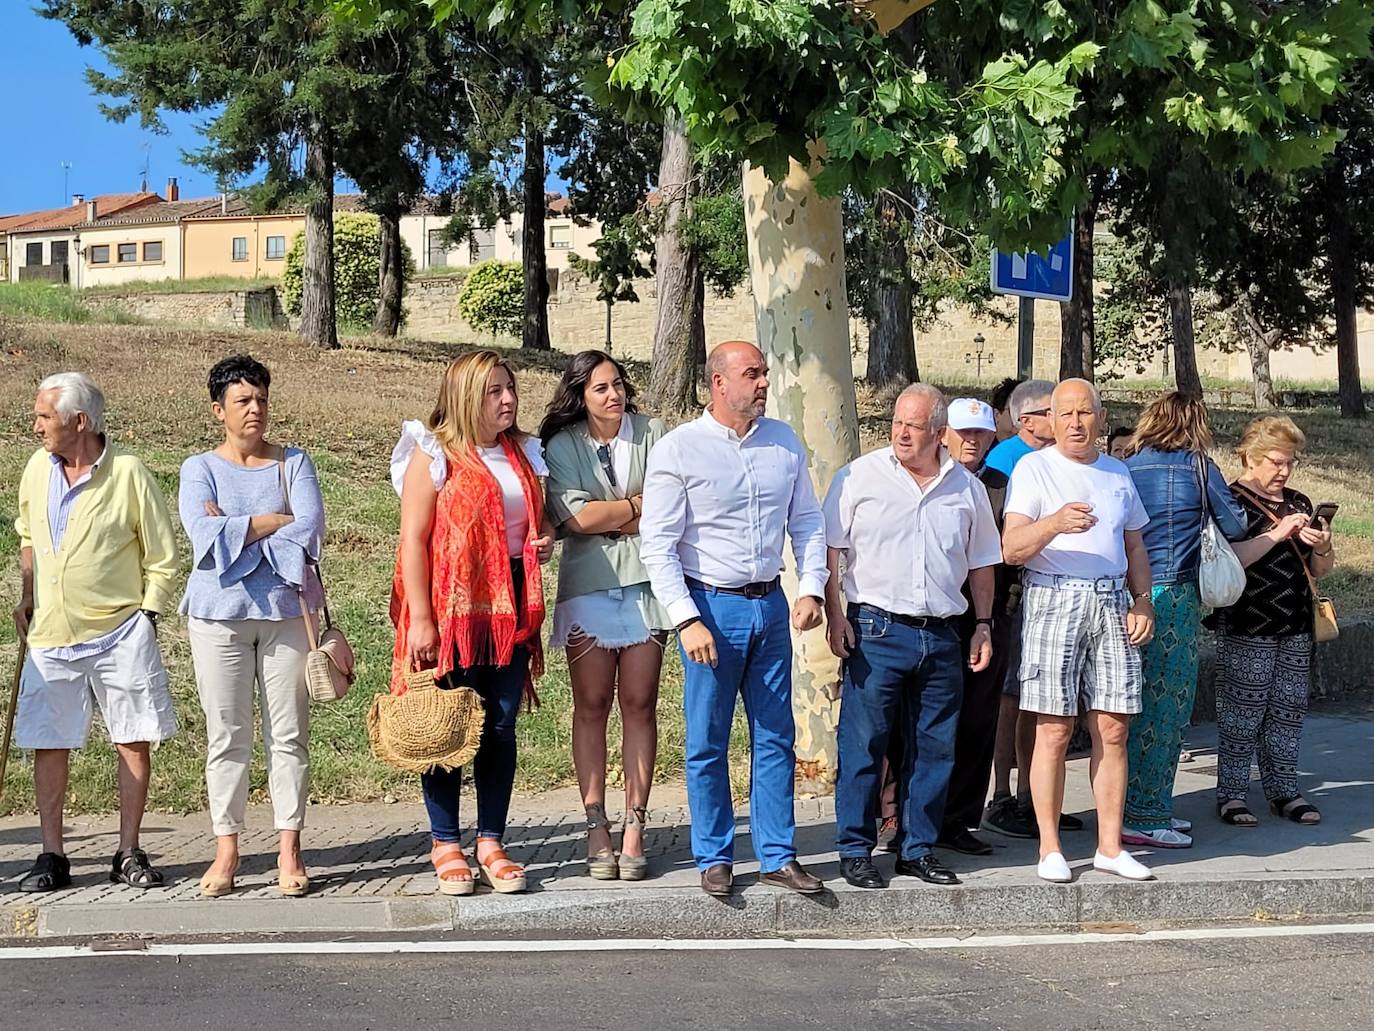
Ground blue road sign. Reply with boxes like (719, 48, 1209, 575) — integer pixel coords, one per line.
(991, 226, 1074, 302)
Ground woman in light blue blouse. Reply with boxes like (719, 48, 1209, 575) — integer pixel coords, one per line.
(179, 355, 325, 898)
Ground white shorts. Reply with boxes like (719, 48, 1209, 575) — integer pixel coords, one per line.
(16, 615, 178, 749)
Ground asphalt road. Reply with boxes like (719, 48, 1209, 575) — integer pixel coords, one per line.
(2, 930, 1370, 1030)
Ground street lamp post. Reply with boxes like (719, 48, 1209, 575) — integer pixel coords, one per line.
(965, 332, 994, 381)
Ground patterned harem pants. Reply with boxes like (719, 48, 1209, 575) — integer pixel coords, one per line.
(1215, 632, 1314, 804)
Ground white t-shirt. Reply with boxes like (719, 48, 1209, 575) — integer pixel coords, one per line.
(479, 446, 531, 557)
(1005, 446, 1149, 577)
(589, 415, 633, 500)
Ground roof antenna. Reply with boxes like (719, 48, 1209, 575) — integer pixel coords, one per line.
(139, 142, 151, 193)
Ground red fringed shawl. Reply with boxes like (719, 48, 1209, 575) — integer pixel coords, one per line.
(389, 434, 545, 695)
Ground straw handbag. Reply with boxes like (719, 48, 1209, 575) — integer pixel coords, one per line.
(367, 668, 486, 773)
(278, 456, 356, 702)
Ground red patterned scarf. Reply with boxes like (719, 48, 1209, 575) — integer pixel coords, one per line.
(390, 433, 545, 695)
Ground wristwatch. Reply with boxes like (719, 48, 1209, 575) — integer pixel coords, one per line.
(974, 617, 994, 629)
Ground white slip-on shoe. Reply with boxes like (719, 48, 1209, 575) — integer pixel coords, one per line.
(1170, 817, 1193, 834)
(1122, 825, 1193, 849)
(1093, 850, 1155, 881)
(1037, 851, 1072, 883)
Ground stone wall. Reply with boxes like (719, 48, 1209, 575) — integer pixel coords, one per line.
(404, 271, 1373, 387)
(82, 288, 287, 330)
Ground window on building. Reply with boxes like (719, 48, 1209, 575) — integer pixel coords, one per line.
(473, 227, 497, 263)
(265, 236, 286, 260)
(232, 237, 248, 262)
(118, 243, 138, 263)
(427, 229, 448, 269)
(143, 241, 163, 262)
(548, 224, 572, 249)
(50, 241, 69, 267)
(25, 242, 42, 265)
(89, 245, 110, 264)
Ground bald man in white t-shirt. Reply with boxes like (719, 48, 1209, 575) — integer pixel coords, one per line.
(1002, 379, 1156, 885)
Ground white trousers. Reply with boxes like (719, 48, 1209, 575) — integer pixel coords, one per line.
(188, 617, 311, 836)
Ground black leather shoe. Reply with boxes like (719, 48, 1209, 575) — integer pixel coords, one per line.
(937, 827, 994, 856)
(760, 860, 824, 894)
(894, 854, 961, 886)
(701, 863, 733, 896)
(1059, 811, 1085, 832)
(19, 851, 72, 893)
(840, 856, 886, 889)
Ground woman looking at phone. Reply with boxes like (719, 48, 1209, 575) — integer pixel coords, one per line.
(1213, 416, 1335, 828)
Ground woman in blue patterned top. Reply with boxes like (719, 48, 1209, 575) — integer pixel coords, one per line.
(178, 355, 325, 898)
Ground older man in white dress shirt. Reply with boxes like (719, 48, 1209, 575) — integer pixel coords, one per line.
(640, 341, 829, 897)
(822, 384, 1002, 890)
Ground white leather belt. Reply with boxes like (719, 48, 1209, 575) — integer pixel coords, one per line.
(1024, 570, 1127, 593)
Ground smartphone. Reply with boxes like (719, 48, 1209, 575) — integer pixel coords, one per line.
(1309, 502, 1339, 528)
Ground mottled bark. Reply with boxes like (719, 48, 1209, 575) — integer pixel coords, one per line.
(520, 58, 551, 351)
(744, 157, 859, 794)
(648, 115, 704, 413)
(1058, 198, 1097, 381)
(864, 191, 918, 389)
(373, 207, 404, 337)
(299, 126, 338, 349)
(1168, 279, 1202, 399)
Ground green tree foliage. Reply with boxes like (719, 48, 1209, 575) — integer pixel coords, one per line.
(568, 217, 653, 349)
(456, 260, 525, 337)
(282, 214, 415, 329)
(679, 192, 749, 298)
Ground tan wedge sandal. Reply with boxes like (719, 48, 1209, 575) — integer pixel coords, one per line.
(618, 806, 649, 882)
(476, 839, 527, 894)
(585, 802, 619, 880)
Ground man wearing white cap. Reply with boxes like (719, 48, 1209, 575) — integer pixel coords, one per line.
(822, 385, 1002, 890)
(937, 398, 1012, 856)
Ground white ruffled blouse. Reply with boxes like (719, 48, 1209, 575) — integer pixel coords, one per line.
(389, 420, 548, 497)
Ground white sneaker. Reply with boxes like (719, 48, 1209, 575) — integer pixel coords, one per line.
(1093, 850, 1155, 881)
(1122, 825, 1193, 849)
(1037, 851, 1073, 883)
(1170, 817, 1193, 834)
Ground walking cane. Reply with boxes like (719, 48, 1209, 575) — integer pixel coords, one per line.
(0, 639, 25, 798)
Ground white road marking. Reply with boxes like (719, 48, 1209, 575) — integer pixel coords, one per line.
(2, 921, 1374, 961)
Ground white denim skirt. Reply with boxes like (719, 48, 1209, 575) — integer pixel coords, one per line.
(550, 584, 670, 650)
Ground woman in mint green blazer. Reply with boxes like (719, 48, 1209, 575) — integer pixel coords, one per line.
(539, 351, 669, 882)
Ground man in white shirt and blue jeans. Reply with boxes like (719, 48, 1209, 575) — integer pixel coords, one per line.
(823, 385, 1002, 890)
(1002, 379, 1156, 883)
(640, 341, 829, 897)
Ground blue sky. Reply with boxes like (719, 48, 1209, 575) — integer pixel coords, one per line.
(0, 5, 566, 217)
(0, 6, 222, 214)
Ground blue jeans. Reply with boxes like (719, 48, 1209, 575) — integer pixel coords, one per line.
(680, 585, 796, 873)
(421, 647, 529, 843)
(835, 606, 964, 860)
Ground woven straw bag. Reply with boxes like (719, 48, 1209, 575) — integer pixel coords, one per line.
(367, 668, 486, 773)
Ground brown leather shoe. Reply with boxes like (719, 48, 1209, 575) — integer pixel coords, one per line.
(701, 863, 733, 896)
(761, 860, 824, 894)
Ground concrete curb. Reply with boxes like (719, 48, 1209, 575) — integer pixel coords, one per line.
(6, 873, 1372, 939)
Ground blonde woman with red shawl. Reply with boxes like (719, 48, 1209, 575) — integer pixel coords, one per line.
(389, 351, 554, 895)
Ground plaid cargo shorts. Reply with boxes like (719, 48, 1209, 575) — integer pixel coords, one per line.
(1017, 576, 1143, 717)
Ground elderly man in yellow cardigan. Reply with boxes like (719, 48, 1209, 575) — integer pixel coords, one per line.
(12, 372, 179, 892)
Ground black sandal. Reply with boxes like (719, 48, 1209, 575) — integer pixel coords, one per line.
(110, 848, 165, 889)
(19, 851, 72, 893)
(1270, 796, 1322, 825)
(1218, 800, 1259, 827)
